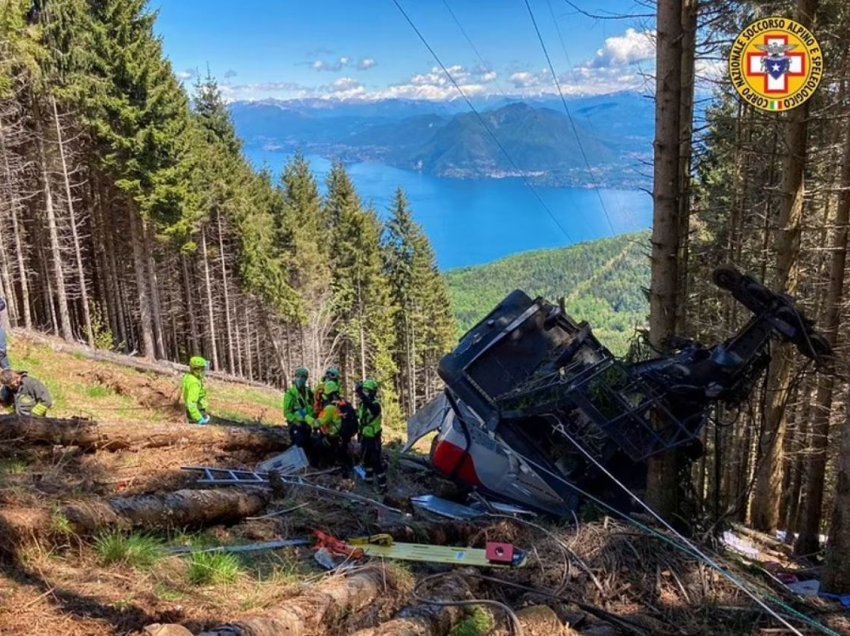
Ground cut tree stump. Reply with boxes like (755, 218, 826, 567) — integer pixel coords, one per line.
(61, 488, 270, 534)
(351, 572, 475, 636)
(0, 415, 289, 452)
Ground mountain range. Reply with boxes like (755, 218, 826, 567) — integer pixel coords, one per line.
(229, 92, 654, 189)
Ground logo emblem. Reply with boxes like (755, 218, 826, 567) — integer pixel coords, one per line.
(728, 17, 823, 112)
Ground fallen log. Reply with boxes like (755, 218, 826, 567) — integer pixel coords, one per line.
(191, 568, 395, 635)
(61, 488, 270, 534)
(0, 415, 289, 452)
(351, 572, 475, 636)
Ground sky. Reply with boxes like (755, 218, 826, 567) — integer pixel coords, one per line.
(151, 0, 660, 102)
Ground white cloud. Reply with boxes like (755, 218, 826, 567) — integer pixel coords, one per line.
(357, 57, 377, 70)
(509, 71, 542, 88)
(480, 71, 498, 83)
(177, 70, 194, 82)
(587, 28, 655, 68)
(312, 56, 351, 72)
(331, 77, 361, 91)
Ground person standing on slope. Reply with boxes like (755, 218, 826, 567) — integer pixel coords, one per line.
(182, 356, 210, 425)
(283, 367, 315, 456)
(0, 298, 10, 371)
(356, 379, 386, 493)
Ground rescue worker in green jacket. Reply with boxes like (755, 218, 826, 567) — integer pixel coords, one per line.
(313, 380, 354, 475)
(283, 367, 315, 458)
(356, 379, 386, 492)
(313, 366, 341, 414)
(182, 356, 210, 425)
(0, 369, 52, 417)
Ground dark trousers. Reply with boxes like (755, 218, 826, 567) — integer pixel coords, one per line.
(361, 434, 386, 491)
(289, 422, 317, 465)
(312, 433, 353, 475)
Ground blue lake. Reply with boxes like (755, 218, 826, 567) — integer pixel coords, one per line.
(246, 148, 652, 270)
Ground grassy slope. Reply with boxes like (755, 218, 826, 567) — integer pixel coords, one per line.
(445, 232, 651, 355)
(4, 331, 283, 425)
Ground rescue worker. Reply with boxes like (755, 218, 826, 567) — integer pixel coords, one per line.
(0, 369, 52, 417)
(0, 298, 9, 371)
(283, 367, 315, 457)
(312, 380, 353, 475)
(313, 366, 341, 414)
(356, 379, 386, 492)
(182, 356, 210, 425)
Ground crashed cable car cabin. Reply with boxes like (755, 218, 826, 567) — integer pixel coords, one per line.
(415, 265, 831, 517)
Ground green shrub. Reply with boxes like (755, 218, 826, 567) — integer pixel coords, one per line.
(186, 551, 241, 585)
(450, 607, 495, 636)
(96, 532, 163, 568)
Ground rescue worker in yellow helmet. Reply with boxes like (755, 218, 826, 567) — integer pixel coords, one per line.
(283, 367, 316, 459)
(182, 356, 210, 425)
(0, 369, 52, 417)
(356, 379, 386, 493)
(312, 380, 354, 475)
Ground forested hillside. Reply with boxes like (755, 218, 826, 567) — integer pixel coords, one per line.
(447, 233, 649, 354)
(0, 0, 455, 422)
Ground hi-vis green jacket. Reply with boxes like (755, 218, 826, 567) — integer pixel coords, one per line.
(283, 385, 315, 425)
(357, 399, 382, 439)
(182, 371, 208, 422)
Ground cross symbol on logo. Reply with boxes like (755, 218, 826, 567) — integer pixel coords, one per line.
(746, 34, 805, 94)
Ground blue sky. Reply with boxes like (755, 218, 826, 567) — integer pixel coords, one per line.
(152, 0, 658, 101)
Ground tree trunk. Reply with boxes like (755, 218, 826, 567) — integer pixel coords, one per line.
(751, 0, 820, 532)
(351, 573, 475, 636)
(61, 488, 269, 535)
(0, 118, 32, 329)
(674, 0, 697, 336)
(129, 209, 156, 358)
(195, 569, 394, 636)
(646, 0, 684, 518)
(823, 384, 850, 592)
(200, 229, 220, 369)
(144, 222, 166, 359)
(0, 415, 289, 452)
(216, 209, 235, 374)
(795, 105, 850, 555)
(37, 123, 74, 342)
(52, 95, 93, 346)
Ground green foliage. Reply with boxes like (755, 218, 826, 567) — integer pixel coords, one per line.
(186, 551, 242, 585)
(85, 385, 111, 398)
(90, 304, 116, 351)
(50, 511, 75, 537)
(96, 531, 164, 568)
(446, 232, 650, 356)
(450, 607, 495, 636)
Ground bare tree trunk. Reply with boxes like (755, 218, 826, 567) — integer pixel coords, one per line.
(751, 0, 819, 531)
(129, 210, 155, 358)
(646, 0, 685, 517)
(181, 254, 200, 354)
(37, 123, 74, 341)
(52, 96, 93, 345)
(62, 488, 269, 535)
(216, 209, 235, 373)
(200, 229, 219, 369)
(143, 223, 166, 359)
(795, 106, 849, 554)
(0, 118, 31, 328)
(823, 383, 850, 592)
